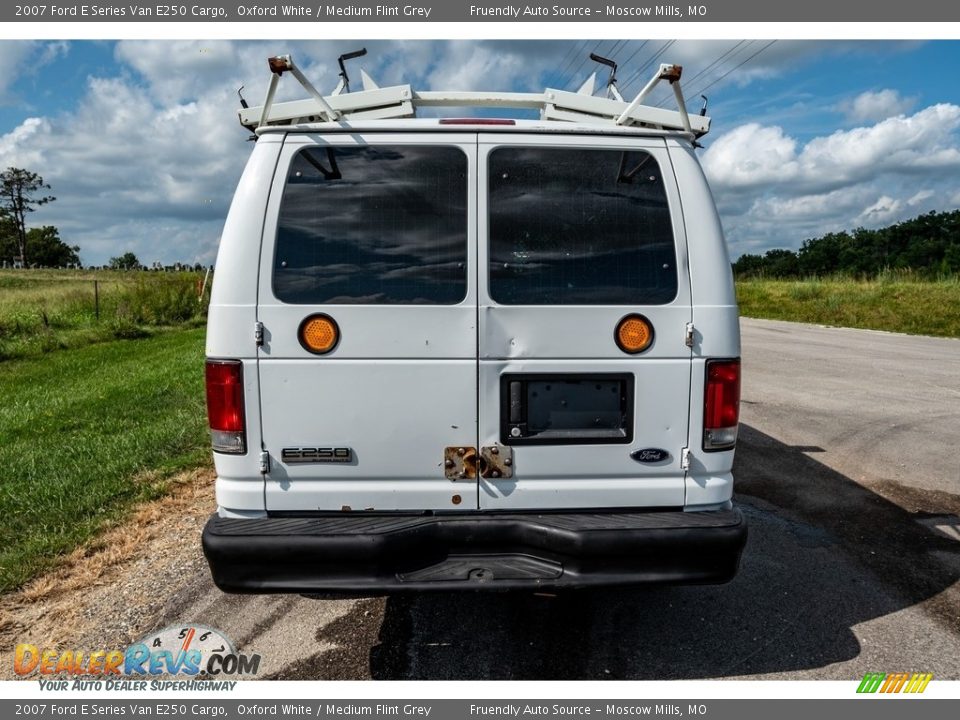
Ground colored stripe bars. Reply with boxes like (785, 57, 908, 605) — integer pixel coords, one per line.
(857, 673, 933, 693)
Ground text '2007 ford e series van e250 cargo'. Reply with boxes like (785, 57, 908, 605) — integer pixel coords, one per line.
(201, 51, 746, 593)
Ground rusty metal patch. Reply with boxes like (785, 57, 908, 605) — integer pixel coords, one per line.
(480, 444, 514, 479)
(444, 446, 477, 481)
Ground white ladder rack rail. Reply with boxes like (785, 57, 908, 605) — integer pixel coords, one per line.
(241, 55, 711, 138)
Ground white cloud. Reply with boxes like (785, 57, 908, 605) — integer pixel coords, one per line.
(797, 105, 960, 187)
(753, 187, 874, 222)
(0, 42, 33, 97)
(843, 89, 915, 123)
(856, 195, 904, 225)
(426, 41, 547, 92)
(0, 41, 69, 102)
(704, 102, 960, 257)
(0, 117, 49, 161)
(705, 104, 960, 194)
(701, 124, 799, 189)
(37, 41, 69, 67)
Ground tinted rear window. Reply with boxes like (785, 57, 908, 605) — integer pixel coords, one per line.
(274, 145, 468, 304)
(488, 147, 677, 305)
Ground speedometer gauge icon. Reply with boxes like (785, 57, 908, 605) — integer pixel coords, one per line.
(133, 624, 236, 673)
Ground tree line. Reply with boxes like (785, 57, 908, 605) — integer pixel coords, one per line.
(734, 210, 960, 278)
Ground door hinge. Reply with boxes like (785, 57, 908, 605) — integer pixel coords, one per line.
(259, 450, 270, 474)
(480, 444, 514, 479)
(254, 321, 264, 347)
(680, 447, 691, 471)
(444, 446, 477, 481)
(684, 322, 695, 348)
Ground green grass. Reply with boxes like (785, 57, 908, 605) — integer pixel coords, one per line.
(735, 276, 960, 337)
(0, 269, 208, 361)
(0, 327, 209, 592)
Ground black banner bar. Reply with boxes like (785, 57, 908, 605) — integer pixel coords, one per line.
(5, 0, 960, 23)
(2, 699, 959, 720)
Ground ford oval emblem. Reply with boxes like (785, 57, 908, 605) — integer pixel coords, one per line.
(631, 448, 670, 463)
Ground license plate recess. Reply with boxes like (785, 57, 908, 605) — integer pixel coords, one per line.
(500, 373, 634, 445)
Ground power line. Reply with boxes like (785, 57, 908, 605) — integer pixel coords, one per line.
(677, 40, 748, 92)
(617, 40, 677, 96)
(690, 39, 777, 98)
(617, 40, 650, 74)
(548, 40, 586, 89)
(651, 39, 752, 109)
(564, 40, 606, 91)
(561, 39, 650, 94)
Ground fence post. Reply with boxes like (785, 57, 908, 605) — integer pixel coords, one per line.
(94, 280, 100, 321)
(199, 267, 211, 302)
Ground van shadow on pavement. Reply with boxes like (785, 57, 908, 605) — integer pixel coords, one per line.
(355, 424, 960, 679)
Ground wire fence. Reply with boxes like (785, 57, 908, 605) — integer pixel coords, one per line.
(0, 270, 211, 360)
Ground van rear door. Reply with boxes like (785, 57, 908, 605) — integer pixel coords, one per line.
(257, 133, 478, 512)
(476, 134, 692, 509)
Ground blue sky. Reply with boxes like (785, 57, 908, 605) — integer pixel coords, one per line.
(2, 39, 960, 266)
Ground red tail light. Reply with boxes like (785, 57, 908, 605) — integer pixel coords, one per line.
(703, 359, 740, 451)
(205, 359, 246, 454)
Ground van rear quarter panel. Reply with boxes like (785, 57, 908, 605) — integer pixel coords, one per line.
(207, 134, 283, 356)
(667, 140, 741, 508)
(207, 135, 283, 516)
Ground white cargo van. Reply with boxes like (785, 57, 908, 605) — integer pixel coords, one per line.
(202, 54, 746, 592)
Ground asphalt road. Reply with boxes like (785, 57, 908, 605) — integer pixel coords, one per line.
(158, 317, 960, 680)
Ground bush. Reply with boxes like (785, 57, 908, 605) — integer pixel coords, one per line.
(115, 275, 205, 326)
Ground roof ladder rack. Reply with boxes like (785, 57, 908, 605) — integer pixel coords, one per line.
(241, 53, 711, 139)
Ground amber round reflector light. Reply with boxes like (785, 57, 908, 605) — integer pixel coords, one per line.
(615, 314, 654, 354)
(298, 314, 340, 354)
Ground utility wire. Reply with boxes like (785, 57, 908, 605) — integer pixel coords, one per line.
(690, 39, 777, 98)
(617, 39, 677, 96)
(564, 40, 607, 91)
(675, 40, 748, 92)
(548, 40, 586, 89)
(650, 39, 752, 109)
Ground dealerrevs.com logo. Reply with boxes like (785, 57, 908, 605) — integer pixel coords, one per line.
(14, 625, 261, 688)
(857, 673, 933, 694)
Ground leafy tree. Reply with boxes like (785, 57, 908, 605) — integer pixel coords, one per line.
(943, 243, 960, 274)
(763, 248, 800, 278)
(732, 253, 766, 277)
(798, 232, 849, 276)
(109, 252, 142, 270)
(0, 211, 16, 263)
(24, 226, 80, 267)
(0, 167, 56, 266)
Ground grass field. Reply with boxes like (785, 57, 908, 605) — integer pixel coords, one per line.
(0, 327, 208, 592)
(736, 275, 960, 338)
(0, 269, 208, 361)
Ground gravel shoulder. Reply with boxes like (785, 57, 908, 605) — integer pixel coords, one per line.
(0, 468, 216, 679)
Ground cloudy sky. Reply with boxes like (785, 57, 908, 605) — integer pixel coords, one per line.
(1, 39, 959, 266)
